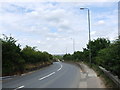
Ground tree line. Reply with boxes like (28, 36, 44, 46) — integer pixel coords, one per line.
(63, 38, 120, 78)
(1, 35, 53, 76)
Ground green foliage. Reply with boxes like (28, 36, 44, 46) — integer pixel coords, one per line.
(1, 35, 53, 76)
(42, 51, 53, 62)
(21, 46, 53, 63)
(21, 45, 37, 63)
(87, 38, 110, 63)
(63, 54, 73, 61)
(73, 51, 84, 61)
(95, 39, 120, 78)
(63, 37, 120, 78)
(82, 48, 89, 61)
(95, 48, 111, 67)
(1, 35, 25, 75)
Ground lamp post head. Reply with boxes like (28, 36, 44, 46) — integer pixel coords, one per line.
(80, 8, 89, 11)
(80, 8, 85, 10)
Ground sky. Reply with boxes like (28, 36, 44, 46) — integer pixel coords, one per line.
(0, 0, 119, 54)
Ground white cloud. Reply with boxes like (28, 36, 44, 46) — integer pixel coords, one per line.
(97, 20, 105, 25)
(91, 31, 96, 35)
(0, 2, 118, 54)
(0, 0, 119, 2)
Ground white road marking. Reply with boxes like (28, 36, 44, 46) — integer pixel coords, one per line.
(39, 62, 62, 81)
(57, 64, 63, 71)
(14, 85, 24, 90)
(18, 86, 24, 89)
(13, 62, 63, 89)
(39, 72, 55, 81)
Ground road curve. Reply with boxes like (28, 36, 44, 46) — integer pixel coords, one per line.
(2, 62, 81, 88)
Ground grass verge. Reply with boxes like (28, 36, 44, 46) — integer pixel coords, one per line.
(24, 61, 52, 73)
(2, 61, 53, 76)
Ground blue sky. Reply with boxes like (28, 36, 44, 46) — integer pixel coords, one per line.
(0, 1, 118, 54)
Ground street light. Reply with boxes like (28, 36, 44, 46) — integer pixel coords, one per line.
(80, 8, 91, 64)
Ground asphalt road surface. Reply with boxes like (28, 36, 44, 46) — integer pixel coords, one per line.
(2, 62, 81, 89)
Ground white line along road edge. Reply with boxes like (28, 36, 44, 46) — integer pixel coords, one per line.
(39, 72, 55, 81)
(14, 85, 24, 90)
(57, 63, 63, 71)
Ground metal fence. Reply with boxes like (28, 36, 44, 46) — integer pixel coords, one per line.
(99, 66, 120, 88)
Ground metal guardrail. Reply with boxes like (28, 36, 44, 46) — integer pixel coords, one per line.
(99, 66, 120, 88)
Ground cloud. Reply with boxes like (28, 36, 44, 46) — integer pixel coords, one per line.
(97, 20, 105, 25)
(0, 2, 118, 54)
(91, 31, 96, 35)
(0, 0, 119, 2)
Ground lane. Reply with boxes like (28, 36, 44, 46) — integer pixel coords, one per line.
(2, 62, 60, 88)
(3, 62, 81, 88)
(39, 72, 55, 81)
(39, 63, 81, 88)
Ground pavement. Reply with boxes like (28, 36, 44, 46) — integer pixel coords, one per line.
(78, 62, 105, 88)
(2, 62, 105, 89)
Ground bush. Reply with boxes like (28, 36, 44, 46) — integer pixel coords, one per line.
(1, 35, 25, 75)
(1, 35, 53, 76)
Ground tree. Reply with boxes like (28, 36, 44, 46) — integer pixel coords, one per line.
(21, 45, 38, 63)
(1, 35, 25, 75)
(82, 48, 89, 61)
(1, 34, 53, 76)
(21, 46, 53, 63)
(73, 51, 84, 61)
(95, 38, 120, 78)
(63, 54, 73, 61)
(87, 38, 110, 63)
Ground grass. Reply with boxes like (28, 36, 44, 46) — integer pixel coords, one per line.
(24, 61, 52, 72)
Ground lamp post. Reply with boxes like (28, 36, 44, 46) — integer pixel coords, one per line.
(80, 8, 91, 64)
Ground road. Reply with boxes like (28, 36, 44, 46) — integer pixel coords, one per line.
(2, 62, 81, 89)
